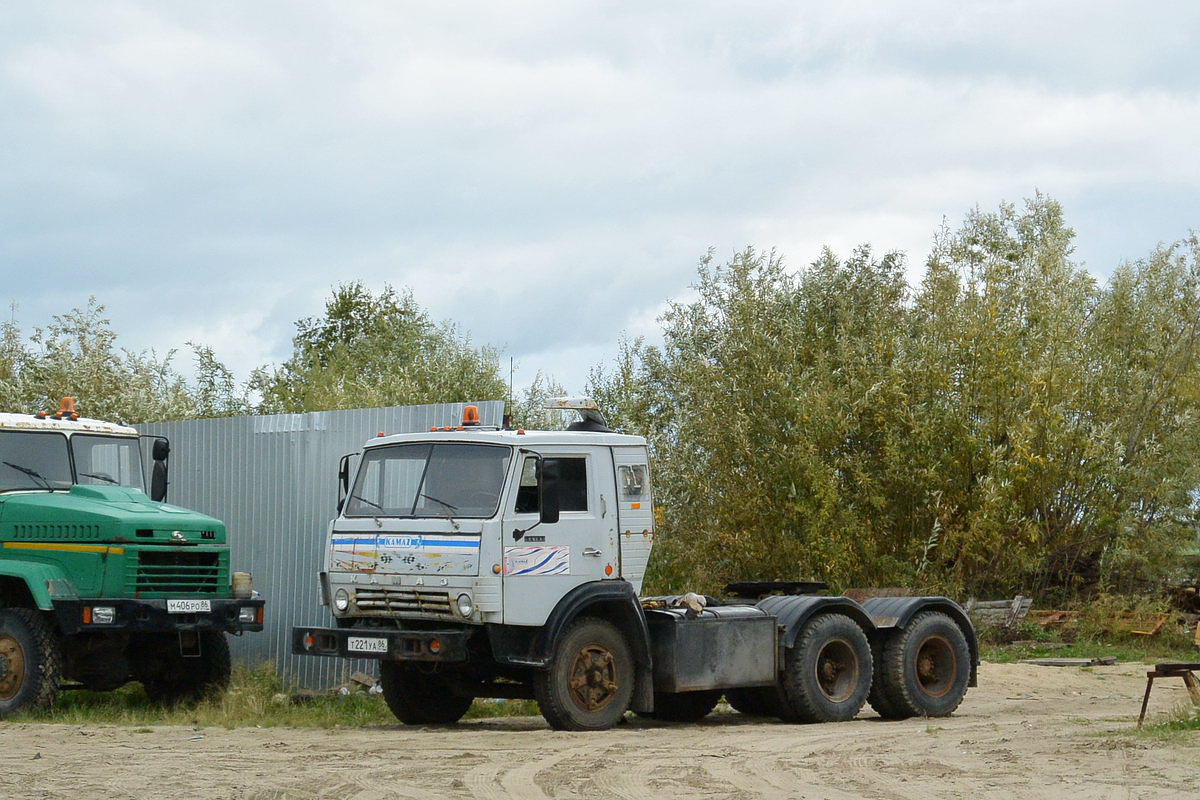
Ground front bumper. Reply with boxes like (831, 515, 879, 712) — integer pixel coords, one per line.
(291, 625, 470, 662)
(52, 597, 265, 636)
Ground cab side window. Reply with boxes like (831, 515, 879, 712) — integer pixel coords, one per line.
(556, 458, 588, 512)
(515, 458, 539, 514)
(514, 456, 588, 514)
(618, 464, 649, 503)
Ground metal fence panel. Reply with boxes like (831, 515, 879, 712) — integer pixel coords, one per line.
(138, 401, 504, 689)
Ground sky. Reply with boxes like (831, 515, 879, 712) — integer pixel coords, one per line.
(2, 2, 1198, 399)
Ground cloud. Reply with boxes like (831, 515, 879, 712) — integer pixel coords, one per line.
(1, 1, 1197, 399)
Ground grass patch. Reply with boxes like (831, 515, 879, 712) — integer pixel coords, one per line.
(10, 663, 539, 729)
(1136, 707, 1200, 743)
(981, 638, 1197, 665)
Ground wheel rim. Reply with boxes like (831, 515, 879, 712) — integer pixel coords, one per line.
(567, 643, 620, 712)
(814, 638, 859, 702)
(914, 634, 956, 698)
(0, 634, 25, 702)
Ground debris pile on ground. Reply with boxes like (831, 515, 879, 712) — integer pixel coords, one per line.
(289, 672, 380, 704)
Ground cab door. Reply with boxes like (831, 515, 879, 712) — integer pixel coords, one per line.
(500, 446, 618, 626)
(613, 446, 653, 594)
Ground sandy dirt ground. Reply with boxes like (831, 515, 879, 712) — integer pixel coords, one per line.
(2, 661, 1198, 800)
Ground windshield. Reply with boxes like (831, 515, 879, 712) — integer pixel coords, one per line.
(0, 430, 73, 491)
(71, 434, 146, 491)
(345, 442, 511, 519)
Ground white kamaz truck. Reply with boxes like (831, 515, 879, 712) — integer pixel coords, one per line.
(293, 399, 977, 730)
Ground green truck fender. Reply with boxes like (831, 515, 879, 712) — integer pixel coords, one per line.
(0, 560, 77, 610)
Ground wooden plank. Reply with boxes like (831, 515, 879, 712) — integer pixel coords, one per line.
(1019, 657, 1118, 667)
(1129, 612, 1169, 636)
(1027, 610, 1079, 626)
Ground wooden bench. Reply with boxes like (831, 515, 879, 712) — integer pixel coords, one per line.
(964, 596, 1032, 629)
(1137, 663, 1200, 728)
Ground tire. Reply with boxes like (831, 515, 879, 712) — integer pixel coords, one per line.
(141, 631, 231, 706)
(379, 661, 474, 725)
(725, 686, 784, 718)
(778, 613, 872, 723)
(0, 608, 62, 716)
(534, 617, 633, 731)
(876, 611, 971, 719)
(867, 637, 904, 719)
(645, 689, 721, 722)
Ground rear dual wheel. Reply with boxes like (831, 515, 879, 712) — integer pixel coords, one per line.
(379, 661, 474, 725)
(642, 689, 721, 722)
(725, 686, 783, 717)
(778, 613, 872, 723)
(141, 631, 231, 706)
(871, 611, 970, 719)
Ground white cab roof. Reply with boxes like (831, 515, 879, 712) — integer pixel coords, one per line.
(363, 428, 646, 450)
(0, 413, 138, 437)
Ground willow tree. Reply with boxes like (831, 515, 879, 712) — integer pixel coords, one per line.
(1, 299, 202, 423)
(253, 282, 507, 413)
(593, 198, 1200, 600)
(591, 246, 914, 593)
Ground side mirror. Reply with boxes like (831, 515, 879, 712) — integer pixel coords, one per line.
(336, 452, 356, 514)
(539, 458, 560, 525)
(150, 437, 170, 502)
(151, 461, 168, 502)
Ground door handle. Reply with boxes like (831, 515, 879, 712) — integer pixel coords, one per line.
(582, 548, 602, 557)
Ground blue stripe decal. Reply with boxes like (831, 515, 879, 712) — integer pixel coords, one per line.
(514, 552, 557, 574)
(331, 537, 479, 549)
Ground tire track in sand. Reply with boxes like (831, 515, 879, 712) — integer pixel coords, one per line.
(588, 748, 658, 799)
(464, 741, 598, 800)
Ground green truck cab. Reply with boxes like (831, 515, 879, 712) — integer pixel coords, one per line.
(0, 398, 264, 714)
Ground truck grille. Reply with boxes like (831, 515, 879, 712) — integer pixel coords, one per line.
(355, 588, 452, 616)
(132, 550, 226, 596)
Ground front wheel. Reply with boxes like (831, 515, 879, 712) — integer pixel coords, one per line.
(140, 631, 231, 706)
(778, 613, 872, 723)
(876, 611, 971, 718)
(534, 617, 633, 731)
(0, 608, 62, 716)
(379, 661, 474, 725)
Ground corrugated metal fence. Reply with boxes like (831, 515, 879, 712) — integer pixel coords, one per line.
(139, 401, 504, 689)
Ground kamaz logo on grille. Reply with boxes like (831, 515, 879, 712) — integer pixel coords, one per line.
(378, 536, 423, 549)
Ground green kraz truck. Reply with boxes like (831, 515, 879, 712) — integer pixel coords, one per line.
(0, 398, 264, 714)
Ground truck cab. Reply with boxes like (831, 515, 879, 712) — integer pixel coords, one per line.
(0, 398, 264, 714)
(325, 428, 651, 629)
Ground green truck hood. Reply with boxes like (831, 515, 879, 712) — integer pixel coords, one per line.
(0, 485, 226, 544)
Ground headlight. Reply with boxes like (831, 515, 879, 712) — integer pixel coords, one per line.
(92, 606, 116, 624)
(456, 593, 474, 617)
(334, 588, 351, 612)
(232, 571, 253, 599)
(238, 606, 258, 623)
